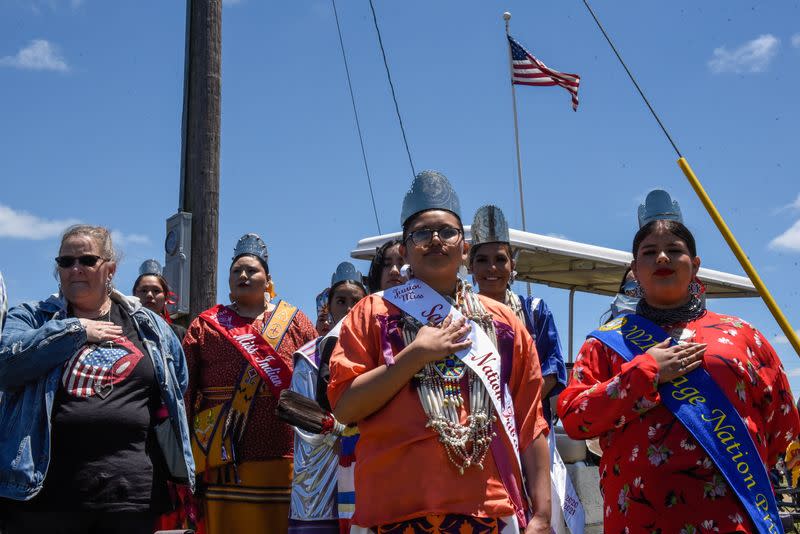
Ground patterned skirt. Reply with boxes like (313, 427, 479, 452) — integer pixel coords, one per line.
(202, 458, 292, 534)
(359, 514, 518, 534)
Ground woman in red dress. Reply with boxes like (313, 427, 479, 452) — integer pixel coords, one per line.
(558, 218, 800, 533)
(183, 233, 317, 534)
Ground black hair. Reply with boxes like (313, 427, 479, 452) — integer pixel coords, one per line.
(231, 254, 269, 275)
(618, 267, 633, 293)
(330, 280, 368, 302)
(468, 241, 513, 266)
(367, 239, 402, 293)
(401, 209, 464, 242)
(632, 220, 697, 258)
(132, 273, 171, 296)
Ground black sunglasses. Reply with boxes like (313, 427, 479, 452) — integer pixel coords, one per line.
(405, 226, 462, 247)
(55, 255, 108, 269)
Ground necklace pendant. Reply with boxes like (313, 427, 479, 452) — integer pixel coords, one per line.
(432, 356, 466, 380)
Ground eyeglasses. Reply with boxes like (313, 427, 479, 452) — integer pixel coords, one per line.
(405, 226, 462, 247)
(55, 255, 108, 269)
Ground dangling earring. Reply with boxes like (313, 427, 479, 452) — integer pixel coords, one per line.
(265, 279, 276, 300)
(688, 277, 705, 298)
(509, 270, 517, 284)
(105, 278, 113, 296)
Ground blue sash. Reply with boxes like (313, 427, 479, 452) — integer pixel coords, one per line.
(590, 314, 782, 534)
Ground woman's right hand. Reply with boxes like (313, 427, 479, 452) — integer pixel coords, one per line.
(409, 314, 472, 365)
(647, 339, 706, 383)
(79, 319, 123, 343)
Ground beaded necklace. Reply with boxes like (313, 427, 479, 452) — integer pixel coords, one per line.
(637, 295, 706, 327)
(402, 280, 498, 475)
(503, 288, 526, 325)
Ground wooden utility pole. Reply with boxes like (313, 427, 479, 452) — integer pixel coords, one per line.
(180, 0, 221, 318)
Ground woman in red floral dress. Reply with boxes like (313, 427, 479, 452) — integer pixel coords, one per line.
(558, 219, 800, 533)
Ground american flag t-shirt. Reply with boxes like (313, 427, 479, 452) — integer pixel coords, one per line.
(62, 337, 145, 398)
(508, 35, 581, 111)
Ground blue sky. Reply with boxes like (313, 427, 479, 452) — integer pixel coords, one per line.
(1, 1, 799, 389)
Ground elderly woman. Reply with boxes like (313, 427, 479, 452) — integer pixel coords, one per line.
(183, 233, 317, 534)
(558, 213, 800, 532)
(0, 224, 193, 534)
(132, 259, 186, 340)
(328, 171, 552, 533)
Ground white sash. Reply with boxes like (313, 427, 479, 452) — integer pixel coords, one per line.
(379, 279, 522, 476)
(549, 432, 585, 534)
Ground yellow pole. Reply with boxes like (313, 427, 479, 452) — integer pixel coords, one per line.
(677, 157, 800, 357)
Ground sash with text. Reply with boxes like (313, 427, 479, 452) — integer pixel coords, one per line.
(590, 314, 782, 534)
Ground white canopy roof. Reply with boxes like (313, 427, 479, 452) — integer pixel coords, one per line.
(350, 227, 758, 299)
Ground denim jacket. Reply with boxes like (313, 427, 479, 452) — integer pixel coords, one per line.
(0, 290, 196, 500)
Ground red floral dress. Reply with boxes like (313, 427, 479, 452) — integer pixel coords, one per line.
(558, 311, 800, 533)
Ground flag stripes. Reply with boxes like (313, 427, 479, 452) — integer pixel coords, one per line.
(508, 35, 581, 111)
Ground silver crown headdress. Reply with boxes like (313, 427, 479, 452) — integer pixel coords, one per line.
(638, 190, 683, 228)
(232, 233, 269, 268)
(400, 170, 461, 227)
(138, 259, 163, 277)
(471, 205, 510, 246)
(330, 262, 366, 292)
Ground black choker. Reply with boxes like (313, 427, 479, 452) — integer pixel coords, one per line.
(637, 296, 706, 326)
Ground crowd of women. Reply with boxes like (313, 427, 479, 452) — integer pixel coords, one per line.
(0, 169, 798, 534)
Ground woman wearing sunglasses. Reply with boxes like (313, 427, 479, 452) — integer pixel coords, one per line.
(0, 224, 194, 534)
(327, 171, 552, 533)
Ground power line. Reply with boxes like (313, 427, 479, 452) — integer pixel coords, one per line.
(580, 0, 682, 158)
(331, 0, 381, 234)
(367, 0, 416, 178)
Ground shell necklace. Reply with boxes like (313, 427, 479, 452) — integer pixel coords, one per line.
(403, 280, 498, 475)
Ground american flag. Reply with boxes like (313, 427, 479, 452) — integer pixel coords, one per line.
(62, 337, 143, 398)
(508, 35, 581, 111)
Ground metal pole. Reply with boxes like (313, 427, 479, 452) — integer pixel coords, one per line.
(503, 12, 528, 234)
(568, 287, 576, 362)
(503, 12, 532, 298)
(678, 158, 800, 356)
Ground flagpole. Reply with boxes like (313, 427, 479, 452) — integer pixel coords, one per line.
(504, 12, 532, 298)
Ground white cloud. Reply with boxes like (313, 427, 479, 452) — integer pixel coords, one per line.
(769, 220, 800, 252)
(0, 204, 79, 239)
(786, 367, 800, 377)
(792, 34, 800, 49)
(111, 231, 151, 247)
(708, 34, 779, 74)
(786, 193, 800, 210)
(0, 39, 69, 72)
(772, 193, 800, 215)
